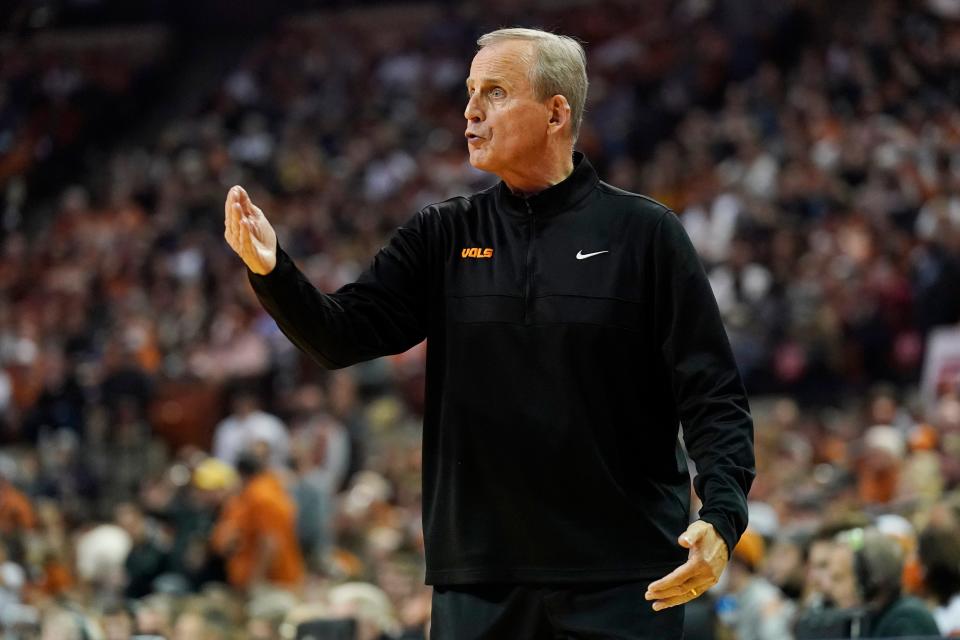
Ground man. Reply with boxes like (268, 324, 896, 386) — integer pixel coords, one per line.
(801, 513, 872, 609)
(0, 473, 35, 536)
(225, 27, 755, 638)
(722, 530, 794, 640)
(798, 528, 940, 639)
(114, 501, 169, 599)
(917, 516, 960, 636)
(211, 453, 304, 591)
(99, 602, 135, 640)
(212, 387, 290, 470)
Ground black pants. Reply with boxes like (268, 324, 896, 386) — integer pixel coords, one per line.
(430, 581, 685, 639)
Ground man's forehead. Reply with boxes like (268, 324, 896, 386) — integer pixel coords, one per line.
(467, 40, 534, 84)
(831, 544, 854, 561)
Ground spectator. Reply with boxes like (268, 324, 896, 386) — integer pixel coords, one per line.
(720, 529, 795, 640)
(115, 501, 170, 599)
(0, 473, 35, 538)
(163, 457, 235, 589)
(134, 593, 175, 639)
(0, 539, 29, 629)
(917, 515, 960, 636)
(326, 582, 402, 640)
(211, 453, 304, 591)
(39, 607, 87, 640)
(99, 601, 135, 640)
(857, 426, 907, 506)
(212, 388, 289, 470)
(763, 534, 806, 602)
(19, 348, 85, 443)
(172, 607, 232, 640)
(287, 424, 336, 570)
(99, 340, 152, 420)
(800, 514, 872, 609)
(838, 528, 938, 638)
(74, 522, 132, 597)
(329, 371, 369, 489)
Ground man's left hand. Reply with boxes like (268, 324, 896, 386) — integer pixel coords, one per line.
(644, 520, 729, 611)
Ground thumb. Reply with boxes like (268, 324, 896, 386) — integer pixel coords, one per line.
(678, 521, 708, 549)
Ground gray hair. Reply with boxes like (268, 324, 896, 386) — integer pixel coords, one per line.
(477, 28, 588, 142)
(837, 528, 904, 605)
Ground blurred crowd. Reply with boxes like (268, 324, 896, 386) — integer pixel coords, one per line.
(0, 25, 168, 219)
(1, 0, 960, 638)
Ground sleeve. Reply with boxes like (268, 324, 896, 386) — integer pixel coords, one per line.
(210, 498, 242, 554)
(652, 210, 755, 557)
(247, 210, 430, 369)
(13, 492, 36, 530)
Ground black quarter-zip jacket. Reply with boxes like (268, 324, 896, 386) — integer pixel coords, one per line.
(247, 153, 755, 585)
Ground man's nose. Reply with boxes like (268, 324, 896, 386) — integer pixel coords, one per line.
(464, 93, 482, 121)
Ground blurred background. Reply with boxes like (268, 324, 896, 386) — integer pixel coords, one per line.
(2, 0, 960, 638)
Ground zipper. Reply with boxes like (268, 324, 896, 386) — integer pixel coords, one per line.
(524, 200, 534, 323)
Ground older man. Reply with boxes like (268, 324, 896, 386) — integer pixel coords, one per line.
(798, 528, 939, 638)
(225, 27, 754, 639)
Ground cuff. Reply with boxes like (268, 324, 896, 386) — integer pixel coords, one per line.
(247, 244, 293, 288)
(697, 511, 738, 560)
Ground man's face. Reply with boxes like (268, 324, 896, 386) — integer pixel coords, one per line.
(826, 544, 861, 609)
(464, 40, 551, 178)
(805, 540, 835, 598)
(102, 613, 133, 640)
(174, 613, 206, 640)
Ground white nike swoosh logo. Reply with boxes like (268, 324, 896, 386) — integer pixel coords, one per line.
(576, 250, 609, 260)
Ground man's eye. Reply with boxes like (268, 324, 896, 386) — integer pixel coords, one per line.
(491, 88, 505, 98)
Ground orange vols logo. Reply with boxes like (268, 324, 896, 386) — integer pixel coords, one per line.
(461, 247, 493, 259)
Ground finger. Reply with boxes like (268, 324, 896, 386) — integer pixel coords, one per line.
(645, 570, 711, 600)
(235, 185, 255, 216)
(224, 208, 236, 250)
(244, 208, 264, 245)
(647, 560, 700, 593)
(235, 184, 249, 203)
(226, 185, 248, 218)
(233, 202, 246, 240)
(651, 576, 715, 611)
(652, 588, 702, 612)
(239, 216, 254, 265)
(226, 188, 243, 233)
(225, 202, 241, 251)
(646, 573, 715, 601)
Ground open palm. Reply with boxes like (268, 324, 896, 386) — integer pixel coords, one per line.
(224, 185, 277, 275)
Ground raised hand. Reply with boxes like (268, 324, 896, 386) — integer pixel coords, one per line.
(644, 520, 729, 611)
(224, 185, 278, 275)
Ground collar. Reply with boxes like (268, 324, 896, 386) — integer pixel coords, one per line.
(495, 151, 599, 217)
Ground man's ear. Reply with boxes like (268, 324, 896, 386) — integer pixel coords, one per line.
(547, 94, 571, 134)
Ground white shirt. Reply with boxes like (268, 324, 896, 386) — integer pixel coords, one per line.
(935, 594, 960, 637)
(213, 409, 290, 469)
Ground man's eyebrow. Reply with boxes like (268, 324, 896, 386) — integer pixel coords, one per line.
(465, 77, 509, 88)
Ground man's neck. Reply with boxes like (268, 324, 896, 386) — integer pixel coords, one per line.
(502, 150, 575, 196)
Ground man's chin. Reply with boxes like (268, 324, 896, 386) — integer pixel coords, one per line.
(467, 150, 493, 172)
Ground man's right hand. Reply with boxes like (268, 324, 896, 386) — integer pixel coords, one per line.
(224, 185, 278, 275)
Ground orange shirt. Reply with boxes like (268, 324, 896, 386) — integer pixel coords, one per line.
(0, 484, 36, 535)
(212, 472, 304, 589)
(36, 561, 74, 597)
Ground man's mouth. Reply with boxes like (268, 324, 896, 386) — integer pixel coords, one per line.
(465, 132, 485, 143)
